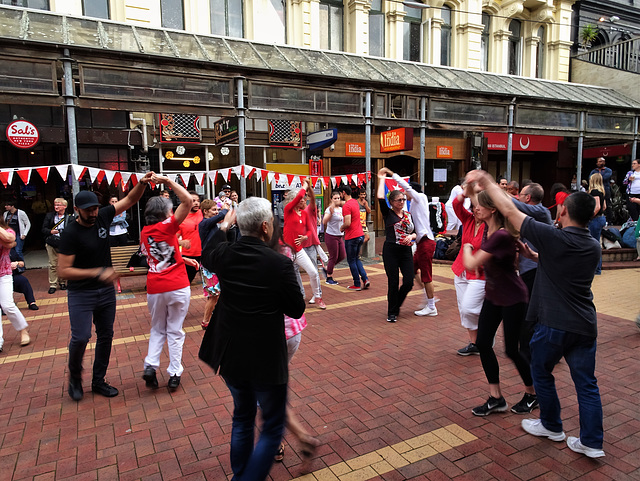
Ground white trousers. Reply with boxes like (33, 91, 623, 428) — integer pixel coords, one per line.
(295, 248, 322, 299)
(0, 274, 28, 346)
(145, 286, 190, 376)
(454, 273, 486, 330)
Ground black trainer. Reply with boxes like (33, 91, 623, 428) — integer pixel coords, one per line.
(68, 377, 84, 401)
(511, 393, 539, 414)
(472, 396, 508, 416)
(91, 380, 119, 397)
(168, 375, 181, 390)
(457, 343, 480, 356)
(142, 366, 159, 389)
(386, 315, 397, 323)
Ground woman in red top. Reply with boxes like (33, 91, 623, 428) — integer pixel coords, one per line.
(451, 181, 486, 356)
(140, 174, 197, 390)
(283, 181, 325, 309)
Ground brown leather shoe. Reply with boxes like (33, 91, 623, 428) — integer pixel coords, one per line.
(20, 330, 30, 347)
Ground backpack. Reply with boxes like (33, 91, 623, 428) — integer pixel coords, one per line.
(429, 200, 448, 235)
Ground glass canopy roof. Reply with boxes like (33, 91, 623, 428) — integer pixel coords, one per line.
(0, 5, 638, 111)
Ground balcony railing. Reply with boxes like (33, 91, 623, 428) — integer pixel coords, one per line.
(574, 37, 640, 74)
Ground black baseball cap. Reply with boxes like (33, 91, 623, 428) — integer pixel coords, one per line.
(222, 184, 231, 190)
(75, 191, 100, 209)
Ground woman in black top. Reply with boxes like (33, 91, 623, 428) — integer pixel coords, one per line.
(588, 172, 606, 275)
(377, 170, 416, 322)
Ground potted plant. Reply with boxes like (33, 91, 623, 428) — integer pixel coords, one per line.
(579, 24, 599, 49)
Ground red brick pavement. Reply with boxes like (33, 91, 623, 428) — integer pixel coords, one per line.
(1, 264, 639, 480)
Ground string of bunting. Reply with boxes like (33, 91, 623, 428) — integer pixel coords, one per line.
(0, 164, 372, 190)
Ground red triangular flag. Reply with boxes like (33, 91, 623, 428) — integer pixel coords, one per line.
(16, 169, 30, 185)
(287, 174, 295, 185)
(96, 170, 106, 184)
(260, 169, 268, 181)
(35, 167, 50, 183)
(310, 176, 318, 188)
(0, 171, 9, 187)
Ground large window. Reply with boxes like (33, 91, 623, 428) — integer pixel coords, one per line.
(508, 19, 522, 75)
(266, 0, 286, 44)
(83, 0, 109, 19)
(481, 12, 490, 71)
(440, 5, 452, 66)
(210, 0, 243, 37)
(536, 26, 545, 78)
(369, 0, 384, 57)
(403, 3, 422, 62)
(319, 0, 343, 51)
(161, 0, 184, 30)
(0, 0, 49, 9)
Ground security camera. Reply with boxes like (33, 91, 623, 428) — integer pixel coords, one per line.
(330, 144, 335, 151)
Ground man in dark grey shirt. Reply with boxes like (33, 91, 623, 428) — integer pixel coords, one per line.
(467, 170, 604, 459)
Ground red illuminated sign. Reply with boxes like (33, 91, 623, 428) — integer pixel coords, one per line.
(6, 120, 39, 149)
(380, 128, 413, 153)
(485, 133, 563, 152)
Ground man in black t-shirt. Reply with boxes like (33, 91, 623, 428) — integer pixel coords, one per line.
(59, 172, 154, 401)
(467, 170, 605, 459)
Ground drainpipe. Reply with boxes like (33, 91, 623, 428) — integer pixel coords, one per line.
(62, 48, 79, 196)
(506, 98, 515, 182)
(129, 113, 148, 152)
(576, 111, 586, 189)
(236, 77, 247, 200)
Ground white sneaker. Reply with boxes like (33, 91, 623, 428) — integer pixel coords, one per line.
(414, 306, 438, 317)
(521, 419, 566, 442)
(566, 436, 605, 458)
(308, 298, 315, 304)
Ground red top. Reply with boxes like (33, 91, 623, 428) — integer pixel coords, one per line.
(141, 216, 190, 294)
(283, 188, 311, 252)
(178, 210, 203, 257)
(342, 198, 364, 240)
(451, 196, 486, 280)
(301, 202, 321, 248)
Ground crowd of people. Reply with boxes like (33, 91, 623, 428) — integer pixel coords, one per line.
(1, 157, 639, 479)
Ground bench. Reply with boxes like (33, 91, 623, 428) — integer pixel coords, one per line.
(110, 244, 148, 293)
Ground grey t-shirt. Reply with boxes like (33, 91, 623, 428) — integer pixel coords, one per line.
(512, 198, 553, 275)
(520, 217, 600, 337)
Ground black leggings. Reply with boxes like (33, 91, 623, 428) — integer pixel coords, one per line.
(382, 242, 414, 316)
(476, 299, 532, 386)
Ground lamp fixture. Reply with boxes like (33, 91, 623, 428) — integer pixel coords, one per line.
(183, 160, 191, 168)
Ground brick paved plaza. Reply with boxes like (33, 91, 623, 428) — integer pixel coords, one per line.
(1, 262, 639, 480)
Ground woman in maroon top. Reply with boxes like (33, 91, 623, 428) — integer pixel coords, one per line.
(463, 189, 535, 417)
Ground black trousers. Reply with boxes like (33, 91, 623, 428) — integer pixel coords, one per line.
(382, 242, 414, 317)
(627, 193, 640, 221)
(476, 299, 532, 387)
(13, 274, 35, 305)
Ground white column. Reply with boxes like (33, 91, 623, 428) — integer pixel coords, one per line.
(387, 9, 406, 60)
(346, 0, 371, 55)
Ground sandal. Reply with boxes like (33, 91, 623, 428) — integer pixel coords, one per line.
(201, 320, 209, 330)
(274, 443, 285, 462)
(299, 435, 320, 459)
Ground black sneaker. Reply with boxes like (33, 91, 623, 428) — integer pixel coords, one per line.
(68, 377, 84, 401)
(48, 287, 56, 295)
(457, 343, 480, 356)
(142, 366, 158, 389)
(386, 315, 397, 323)
(91, 380, 119, 397)
(511, 393, 539, 414)
(472, 396, 508, 416)
(168, 375, 181, 390)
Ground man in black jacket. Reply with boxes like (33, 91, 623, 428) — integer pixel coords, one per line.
(41, 198, 74, 294)
(200, 197, 305, 481)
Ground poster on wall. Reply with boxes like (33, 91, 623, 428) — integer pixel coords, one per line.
(269, 120, 302, 148)
(159, 113, 201, 143)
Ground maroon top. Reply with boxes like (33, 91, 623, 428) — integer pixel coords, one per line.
(481, 228, 528, 306)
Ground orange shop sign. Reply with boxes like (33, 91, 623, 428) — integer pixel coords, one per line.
(436, 146, 453, 158)
(380, 128, 413, 153)
(345, 142, 365, 157)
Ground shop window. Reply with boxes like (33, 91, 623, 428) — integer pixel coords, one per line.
(319, 0, 343, 51)
(508, 19, 522, 75)
(536, 26, 545, 78)
(161, 0, 184, 30)
(0, 0, 49, 9)
(369, 0, 384, 57)
(440, 5, 452, 66)
(403, 2, 422, 62)
(210, 0, 243, 37)
(83, 0, 109, 19)
(517, 108, 578, 129)
(375, 94, 386, 117)
(481, 12, 490, 71)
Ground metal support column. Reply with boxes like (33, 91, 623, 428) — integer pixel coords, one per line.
(632, 116, 639, 162)
(506, 100, 515, 182)
(365, 90, 372, 201)
(236, 77, 247, 200)
(576, 111, 586, 189)
(62, 49, 79, 196)
(420, 97, 427, 187)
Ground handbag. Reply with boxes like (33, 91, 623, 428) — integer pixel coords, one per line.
(126, 246, 149, 268)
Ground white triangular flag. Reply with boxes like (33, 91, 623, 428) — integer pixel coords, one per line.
(104, 170, 116, 186)
(71, 164, 84, 181)
(179, 173, 191, 187)
(220, 168, 231, 182)
(87, 167, 101, 183)
(208, 171, 217, 183)
(54, 164, 69, 180)
(194, 173, 205, 186)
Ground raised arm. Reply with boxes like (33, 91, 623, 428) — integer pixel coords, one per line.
(113, 171, 154, 216)
(466, 170, 526, 232)
(151, 175, 193, 224)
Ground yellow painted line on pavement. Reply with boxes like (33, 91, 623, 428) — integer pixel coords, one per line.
(291, 424, 476, 480)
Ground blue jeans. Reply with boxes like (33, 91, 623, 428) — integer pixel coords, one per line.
(344, 236, 368, 287)
(67, 286, 117, 384)
(530, 324, 603, 449)
(224, 378, 287, 481)
(588, 215, 606, 274)
(14, 236, 24, 259)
